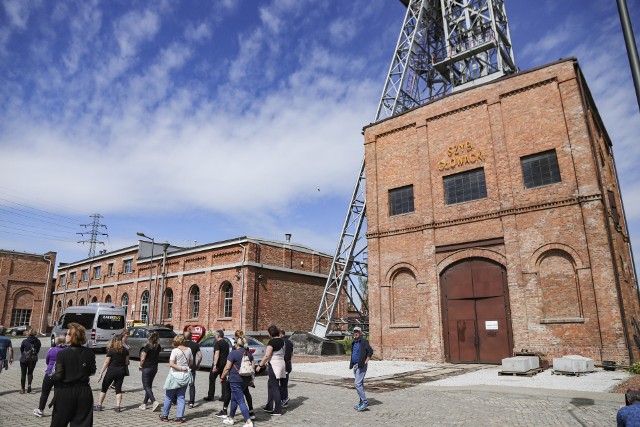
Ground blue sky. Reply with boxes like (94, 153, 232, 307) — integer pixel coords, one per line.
(0, 0, 639, 274)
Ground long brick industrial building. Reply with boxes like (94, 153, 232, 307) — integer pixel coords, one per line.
(53, 236, 339, 333)
(364, 58, 640, 365)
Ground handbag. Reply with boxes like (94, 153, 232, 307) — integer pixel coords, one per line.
(124, 365, 130, 376)
(236, 350, 254, 377)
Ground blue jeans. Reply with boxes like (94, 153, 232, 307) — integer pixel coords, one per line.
(163, 386, 187, 418)
(229, 381, 250, 420)
(353, 363, 368, 405)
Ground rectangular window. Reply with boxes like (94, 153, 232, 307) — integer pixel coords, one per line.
(59, 274, 66, 287)
(11, 309, 31, 326)
(81, 269, 88, 282)
(93, 265, 101, 280)
(521, 149, 561, 189)
(608, 190, 620, 224)
(70, 271, 77, 284)
(389, 185, 415, 216)
(123, 259, 133, 274)
(444, 168, 487, 205)
(108, 263, 114, 276)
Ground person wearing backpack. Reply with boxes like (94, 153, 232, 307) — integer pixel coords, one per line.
(220, 336, 254, 427)
(19, 326, 41, 393)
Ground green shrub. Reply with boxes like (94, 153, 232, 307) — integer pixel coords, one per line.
(628, 362, 640, 374)
(337, 337, 354, 355)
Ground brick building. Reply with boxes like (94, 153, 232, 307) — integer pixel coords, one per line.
(0, 249, 56, 334)
(52, 236, 338, 334)
(364, 58, 640, 365)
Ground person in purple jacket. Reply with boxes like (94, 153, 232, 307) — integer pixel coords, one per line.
(33, 335, 66, 417)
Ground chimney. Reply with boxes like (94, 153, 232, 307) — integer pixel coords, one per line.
(285, 233, 291, 243)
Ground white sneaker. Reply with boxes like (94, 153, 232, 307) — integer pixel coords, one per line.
(151, 401, 160, 412)
(222, 417, 235, 425)
(139, 404, 147, 410)
(33, 409, 43, 417)
(242, 423, 253, 427)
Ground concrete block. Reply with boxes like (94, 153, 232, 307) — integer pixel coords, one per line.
(553, 355, 595, 373)
(501, 356, 540, 372)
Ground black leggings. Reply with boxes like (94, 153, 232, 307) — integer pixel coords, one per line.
(20, 361, 36, 389)
(101, 368, 125, 394)
(39, 374, 55, 410)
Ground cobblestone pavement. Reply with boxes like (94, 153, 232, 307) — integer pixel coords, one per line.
(0, 338, 624, 426)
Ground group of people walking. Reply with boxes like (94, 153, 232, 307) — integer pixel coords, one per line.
(0, 322, 374, 426)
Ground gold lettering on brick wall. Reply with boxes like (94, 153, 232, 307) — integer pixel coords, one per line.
(438, 141, 484, 171)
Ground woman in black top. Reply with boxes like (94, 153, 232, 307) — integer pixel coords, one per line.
(138, 331, 161, 411)
(50, 322, 96, 427)
(19, 327, 41, 393)
(95, 335, 130, 412)
(255, 325, 286, 415)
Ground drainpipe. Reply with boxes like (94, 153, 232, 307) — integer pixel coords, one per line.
(238, 243, 246, 330)
(38, 254, 53, 335)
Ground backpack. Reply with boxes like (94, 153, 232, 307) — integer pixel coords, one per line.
(24, 343, 38, 362)
(236, 351, 254, 377)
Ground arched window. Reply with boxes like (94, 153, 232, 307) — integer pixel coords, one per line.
(121, 293, 129, 316)
(141, 291, 150, 323)
(222, 283, 233, 318)
(164, 289, 173, 319)
(105, 294, 112, 304)
(67, 300, 73, 307)
(189, 286, 200, 318)
(79, 298, 85, 306)
(54, 300, 62, 320)
(91, 296, 98, 303)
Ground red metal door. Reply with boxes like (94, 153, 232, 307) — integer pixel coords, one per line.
(441, 259, 511, 364)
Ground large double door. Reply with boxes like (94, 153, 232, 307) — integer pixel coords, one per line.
(441, 259, 512, 364)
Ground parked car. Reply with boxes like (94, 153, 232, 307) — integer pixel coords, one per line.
(200, 334, 265, 369)
(5, 325, 28, 336)
(127, 326, 176, 360)
(51, 303, 126, 350)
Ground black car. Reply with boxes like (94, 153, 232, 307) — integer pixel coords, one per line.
(5, 325, 28, 336)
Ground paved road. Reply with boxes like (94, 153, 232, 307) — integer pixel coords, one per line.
(0, 337, 624, 426)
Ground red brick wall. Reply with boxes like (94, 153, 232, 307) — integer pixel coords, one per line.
(52, 239, 338, 335)
(365, 59, 640, 365)
(0, 250, 56, 333)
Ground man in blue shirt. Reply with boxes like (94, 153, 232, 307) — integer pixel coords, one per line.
(618, 388, 640, 426)
(349, 327, 373, 411)
(0, 326, 14, 373)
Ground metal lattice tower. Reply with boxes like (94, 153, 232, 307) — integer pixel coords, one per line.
(311, 0, 516, 338)
(77, 213, 108, 258)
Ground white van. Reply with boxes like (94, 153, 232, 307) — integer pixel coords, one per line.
(51, 303, 126, 350)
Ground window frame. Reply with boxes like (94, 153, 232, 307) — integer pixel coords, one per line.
(93, 265, 101, 280)
(443, 167, 488, 205)
(388, 184, 415, 216)
(123, 259, 133, 274)
(222, 283, 233, 318)
(189, 286, 200, 318)
(520, 149, 562, 189)
(81, 269, 89, 282)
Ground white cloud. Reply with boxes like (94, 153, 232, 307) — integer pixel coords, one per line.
(2, 0, 31, 29)
(184, 22, 212, 42)
(113, 9, 160, 58)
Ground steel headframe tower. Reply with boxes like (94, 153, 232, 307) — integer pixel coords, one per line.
(311, 0, 517, 338)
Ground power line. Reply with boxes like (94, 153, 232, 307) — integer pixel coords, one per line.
(0, 223, 75, 240)
(0, 228, 78, 243)
(0, 196, 80, 226)
(0, 218, 79, 234)
(0, 206, 78, 230)
(0, 186, 82, 224)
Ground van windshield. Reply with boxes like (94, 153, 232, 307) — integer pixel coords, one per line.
(97, 315, 125, 330)
(62, 313, 95, 329)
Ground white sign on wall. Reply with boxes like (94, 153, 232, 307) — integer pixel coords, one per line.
(485, 320, 498, 330)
